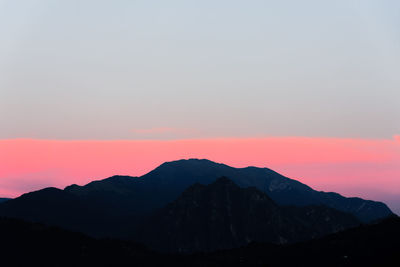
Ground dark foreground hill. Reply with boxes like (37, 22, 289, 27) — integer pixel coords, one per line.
(139, 177, 359, 252)
(0, 160, 392, 240)
(201, 216, 400, 267)
(0, 216, 399, 267)
(0, 217, 158, 267)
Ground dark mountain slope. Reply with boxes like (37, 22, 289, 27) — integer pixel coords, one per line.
(0, 188, 111, 236)
(0, 178, 152, 238)
(139, 177, 359, 252)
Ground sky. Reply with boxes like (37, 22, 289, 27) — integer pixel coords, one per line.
(0, 1, 399, 212)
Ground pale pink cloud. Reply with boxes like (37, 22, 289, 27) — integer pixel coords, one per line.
(0, 137, 399, 213)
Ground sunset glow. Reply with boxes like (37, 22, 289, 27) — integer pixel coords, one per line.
(1, 137, 399, 213)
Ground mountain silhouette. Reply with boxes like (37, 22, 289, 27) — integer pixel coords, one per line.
(66, 159, 392, 222)
(139, 177, 359, 252)
(0, 159, 393, 239)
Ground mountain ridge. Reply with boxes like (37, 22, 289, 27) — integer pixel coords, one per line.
(0, 159, 393, 240)
(68, 158, 392, 222)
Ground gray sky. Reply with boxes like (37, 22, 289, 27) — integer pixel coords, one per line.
(1, 0, 399, 140)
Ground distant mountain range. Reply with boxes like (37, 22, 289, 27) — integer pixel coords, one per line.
(0, 159, 394, 252)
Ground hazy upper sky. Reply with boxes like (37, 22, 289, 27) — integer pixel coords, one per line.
(1, 0, 399, 140)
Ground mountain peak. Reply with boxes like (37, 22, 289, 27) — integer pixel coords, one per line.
(158, 158, 224, 168)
